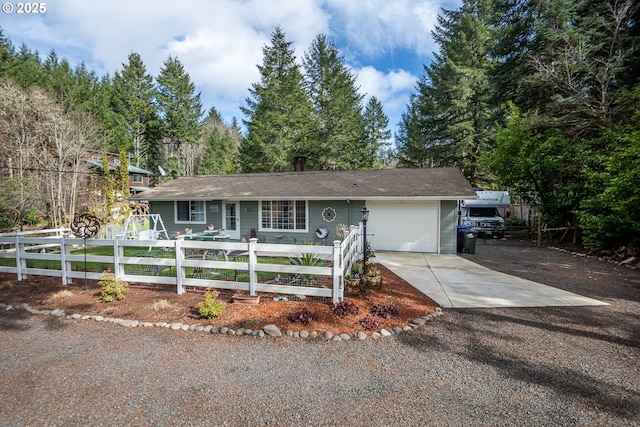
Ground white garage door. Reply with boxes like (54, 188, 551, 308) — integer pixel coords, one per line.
(366, 200, 439, 252)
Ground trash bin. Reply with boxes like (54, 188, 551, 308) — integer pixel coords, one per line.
(457, 225, 472, 253)
(462, 230, 477, 254)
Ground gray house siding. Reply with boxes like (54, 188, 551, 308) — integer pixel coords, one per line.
(439, 200, 457, 254)
(150, 199, 366, 244)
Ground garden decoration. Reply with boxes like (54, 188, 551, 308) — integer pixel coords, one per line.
(70, 213, 100, 288)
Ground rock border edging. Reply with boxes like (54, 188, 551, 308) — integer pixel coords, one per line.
(0, 302, 444, 342)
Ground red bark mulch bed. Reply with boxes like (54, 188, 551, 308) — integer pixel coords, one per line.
(0, 264, 438, 334)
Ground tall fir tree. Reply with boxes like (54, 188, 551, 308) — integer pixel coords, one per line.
(0, 29, 15, 78)
(396, 0, 494, 185)
(240, 26, 313, 172)
(155, 56, 203, 176)
(303, 34, 365, 170)
(198, 107, 239, 174)
(112, 52, 158, 167)
(12, 43, 46, 89)
(360, 96, 391, 168)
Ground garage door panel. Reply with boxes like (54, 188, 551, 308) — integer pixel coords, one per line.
(367, 201, 438, 252)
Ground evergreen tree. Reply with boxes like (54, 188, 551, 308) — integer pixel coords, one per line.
(395, 72, 439, 168)
(100, 152, 114, 219)
(112, 52, 158, 167)
(0, 29, 15, 78)
(198, 108, 238, 174)
(360, 96, 391, 168)
(396, 0, 494, 184)
(92, 74, 129, 154)
(115, 151, 130, 201)
(240, 26, 313, 172)
(303, 34, 365, 170)
(12, 43, 46, 88)
(155, 56, 203, 176)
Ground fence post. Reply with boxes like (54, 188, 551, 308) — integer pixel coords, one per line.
(113, 238, 123, 280)
(249, 238, 258, 296)
(174, 239, 184, 294)
(332, 240, 342, 303)
(15, 234, 25, 281)
(59, 237, 71, 285)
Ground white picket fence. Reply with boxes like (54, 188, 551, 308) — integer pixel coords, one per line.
(0, 226, 362, 304)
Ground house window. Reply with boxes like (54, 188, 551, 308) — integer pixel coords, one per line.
(130, 174, 144, 183)
(260, 201, 307, 231)
(176, 201, 205, 223)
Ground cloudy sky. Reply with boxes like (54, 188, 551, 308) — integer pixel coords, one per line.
(1, 0, 460, 142)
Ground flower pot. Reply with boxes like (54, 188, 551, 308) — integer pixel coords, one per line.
(345, 278, 361, 288)
(232, 295, 260, 305)
(362, 276, 382, 289)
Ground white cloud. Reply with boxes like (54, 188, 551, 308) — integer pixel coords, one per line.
(355, 66, 416, 127)
(322, 0, 456, 59)
(1, 0, 456, 131)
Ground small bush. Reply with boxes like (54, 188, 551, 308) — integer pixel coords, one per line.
(98, 270, 128, 302)
(288, 307, 319, 325)
(102, 306, 117, 315)
(330, 301, 360, 317)
(52, 290, 73, 299)
(152, 299, 171, 312)
(198, 291, 225, 319)
(359, 316, 383, 331)
(0, 281, 14, 290)
(244, 319, 260, 329)
(370, 302, 399, 319)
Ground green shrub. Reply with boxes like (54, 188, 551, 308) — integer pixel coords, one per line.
(98, 269, 128, 302)
(198, 290, 225, 319)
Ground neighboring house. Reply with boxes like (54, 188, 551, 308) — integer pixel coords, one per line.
(130, 167, 476, 254)
(86, 153, 153, 214)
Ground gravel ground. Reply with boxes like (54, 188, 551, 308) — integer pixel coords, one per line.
(1, 240, 638, 426)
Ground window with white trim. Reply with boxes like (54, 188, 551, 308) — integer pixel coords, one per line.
(175, 201, 205, 223)
(260, 200, 307, 231)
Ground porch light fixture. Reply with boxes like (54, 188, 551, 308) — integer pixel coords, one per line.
(361, 206, 369, 265)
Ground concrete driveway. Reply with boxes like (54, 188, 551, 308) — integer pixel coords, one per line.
(375, 251, 607, 308)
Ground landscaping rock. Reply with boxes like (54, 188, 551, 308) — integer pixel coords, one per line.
(263, 324, 282, 337)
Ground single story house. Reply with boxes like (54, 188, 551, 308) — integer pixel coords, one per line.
(129, 167, 476, 254)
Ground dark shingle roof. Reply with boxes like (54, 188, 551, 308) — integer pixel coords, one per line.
(130, 167, 476, 201)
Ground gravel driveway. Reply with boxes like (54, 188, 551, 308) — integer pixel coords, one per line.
(1, 240, 638, 426)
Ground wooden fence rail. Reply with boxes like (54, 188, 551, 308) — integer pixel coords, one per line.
(0, 227, 363, 304)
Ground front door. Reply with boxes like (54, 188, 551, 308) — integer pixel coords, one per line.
(223, 201, 240, 240)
